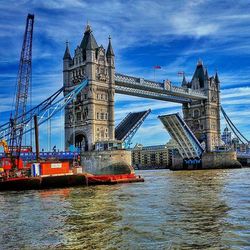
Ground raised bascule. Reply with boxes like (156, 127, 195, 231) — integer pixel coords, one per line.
(63, 24, 241, 171)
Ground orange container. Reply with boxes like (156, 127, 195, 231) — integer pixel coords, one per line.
(1, 158, 12, 170)
(40, 162, 70, 175)
(0, 158, 23, 170)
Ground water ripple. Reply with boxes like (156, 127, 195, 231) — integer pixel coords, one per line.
(0, 168, 250, 249)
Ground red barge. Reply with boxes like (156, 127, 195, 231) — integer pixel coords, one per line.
(0, 159, 144, 191)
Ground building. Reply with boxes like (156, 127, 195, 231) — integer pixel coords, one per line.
(63, 24, 115, 151)
(182, 60, 221, 152)
(131, 140, 177, 169)
(221, 126, 232, 145)
(232, 138, 249, 152)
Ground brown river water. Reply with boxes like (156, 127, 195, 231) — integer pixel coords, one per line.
(0, 168, 249, 249)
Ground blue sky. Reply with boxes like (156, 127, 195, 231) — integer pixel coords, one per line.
(0, 0, 250, 150)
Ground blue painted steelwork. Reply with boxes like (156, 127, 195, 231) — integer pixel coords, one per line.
(184, 158, 201, 165)
(0, 87, 63, 140)
(0, 151, 79, 161)
(0, 79, 88, 141)
(175, 113, 204, 157)
(158, 113, 204, 159)
(116, 109, 151, 148)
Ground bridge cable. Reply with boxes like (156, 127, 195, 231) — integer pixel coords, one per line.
(221, 106, 249, 144)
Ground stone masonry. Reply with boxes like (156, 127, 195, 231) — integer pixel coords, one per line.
(182, 60, 221, 152)
(63, 24, 115, 151)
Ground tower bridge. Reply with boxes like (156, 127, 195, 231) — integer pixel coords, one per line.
(0, 21, 245, 172)
(63, 24, 221, 157)
(114, 73, 207, 103)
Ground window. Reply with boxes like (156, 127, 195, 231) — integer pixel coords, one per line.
(99, 55, 104, 61)
(77, 112, 81, 121)
(100, 113, 104, 120)
(105, 113, 108, 120)
(97, 113, 99, 119)
(150, 154, 156, 163)
(193, 109, 200, 118)
(211, 121, 216, 130)
(84, 94, 87, 99)
(77, 93, 81, 102)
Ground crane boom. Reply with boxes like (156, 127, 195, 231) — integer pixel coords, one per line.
(0, 140, 9, 154)
(9, 14, 34, 158)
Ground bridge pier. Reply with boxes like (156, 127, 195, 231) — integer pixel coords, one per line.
(171, 151, 241, 170)
(80, 150, 133, 175)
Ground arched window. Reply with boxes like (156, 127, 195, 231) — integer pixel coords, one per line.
(193, 109, 200, 118)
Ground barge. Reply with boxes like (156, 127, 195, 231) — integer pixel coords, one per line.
(0, 160, 144, 191)
(0, 173, 144, 191)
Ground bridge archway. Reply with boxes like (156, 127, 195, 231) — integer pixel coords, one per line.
(75, 133, 88, 152)
(70, 131, 88, 152)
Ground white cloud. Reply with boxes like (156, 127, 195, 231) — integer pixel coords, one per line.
(1, 0, 250, 146)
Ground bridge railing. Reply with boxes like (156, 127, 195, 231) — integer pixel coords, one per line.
(0, 151, 79, 160)
(115, 73, 207, 99)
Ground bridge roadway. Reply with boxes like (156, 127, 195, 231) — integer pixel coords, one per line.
(114, 73, 207, 103)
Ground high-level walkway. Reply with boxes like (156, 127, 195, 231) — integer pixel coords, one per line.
(115, 73, 207, 103)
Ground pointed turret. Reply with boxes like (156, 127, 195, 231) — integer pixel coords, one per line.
(80, 23, 98, 59)
(63, 41, 72, 87)
(205, 68, 209, 80)
(181, 75, 187, 87)
(86, 35, 98, 50)
(106, 36, 114, 57)
(215, 71, 220, 83)
(63, 41, 72, 60)
(191, 59, 207, 88)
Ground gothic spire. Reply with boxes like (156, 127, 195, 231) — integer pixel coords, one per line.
(191, 59, 207, 88)
(181, 75, 187, 87)
(205, 68, 209, 80)
(80, 23, 98, 51)
(215, 71, 220, 83)
(63, 41, 72, 60)
(106, 35, 114, 57)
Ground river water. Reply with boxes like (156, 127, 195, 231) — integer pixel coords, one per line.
(0, 168, 250, 249)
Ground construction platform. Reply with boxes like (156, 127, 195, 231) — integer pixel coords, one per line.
(0, 173, 144, 191)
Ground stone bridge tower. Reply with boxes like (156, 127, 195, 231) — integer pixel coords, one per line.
(63, 24, 115, 151)
(182, 60, 221, 152)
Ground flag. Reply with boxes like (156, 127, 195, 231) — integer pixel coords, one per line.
(153, 65, 161, 69)
(178, 71, 184, 76)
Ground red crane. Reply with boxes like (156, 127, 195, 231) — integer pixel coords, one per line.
(9, 14, 34, 169)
